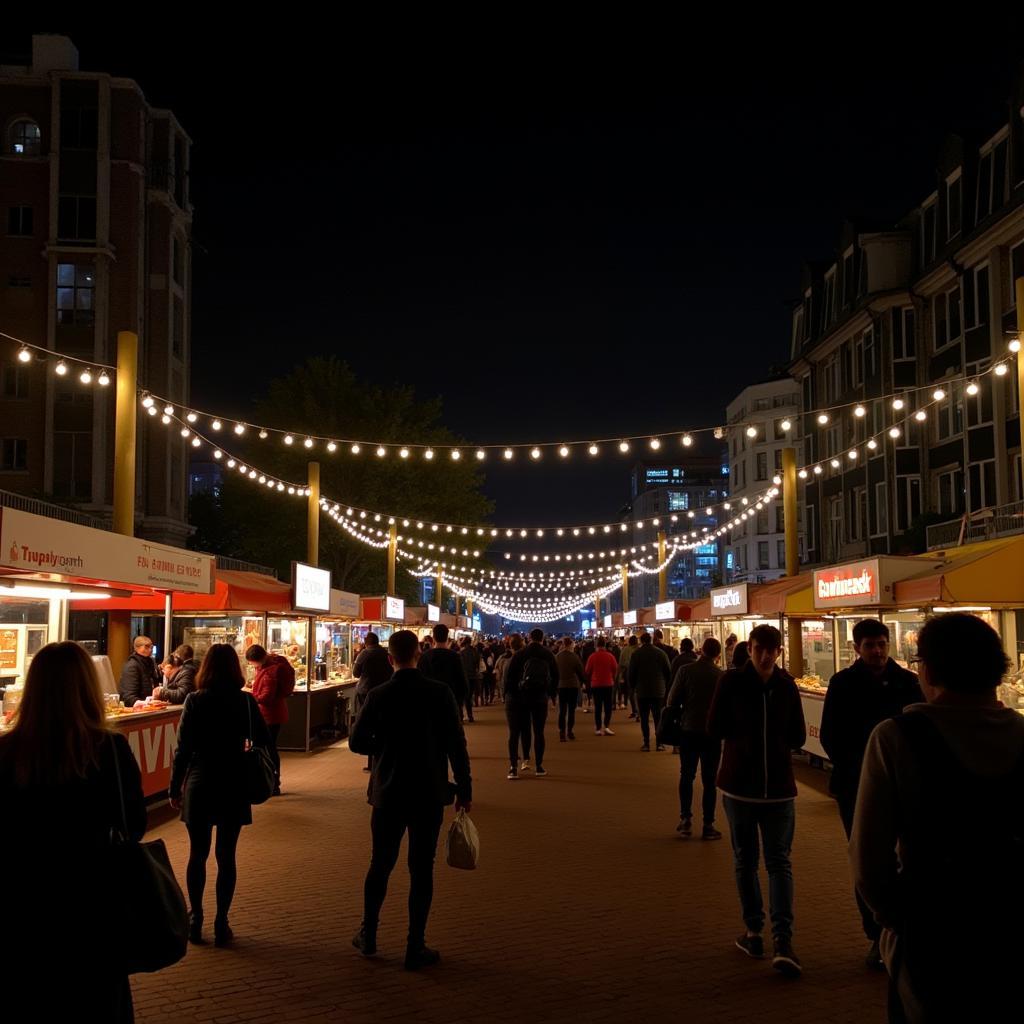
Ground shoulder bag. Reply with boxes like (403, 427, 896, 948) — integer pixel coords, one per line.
(245, 695, 276, 805)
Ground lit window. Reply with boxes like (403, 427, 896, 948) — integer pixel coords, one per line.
(9, 119, 41, 156)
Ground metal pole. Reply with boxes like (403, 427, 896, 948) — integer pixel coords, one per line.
(594, 597, 601, 630)
(1016, 278, 1024, 502)
(782, 447, 799, 577)
(436, 568, 443, 610)
(163, 591, 173, 664)
(307, 462, 320, 566)
(657, 530, 668, 602)
(621, 565, 629, 614)
(386, 522, 397, 594)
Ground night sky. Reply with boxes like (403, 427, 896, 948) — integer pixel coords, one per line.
(8, 25, 1024, 524)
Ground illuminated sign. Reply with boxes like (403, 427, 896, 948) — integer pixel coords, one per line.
(384, 595, 405, 621)
(427, 603, 440, 623)
(710, 583, 748, 616)
(292, 562, 331, 612)
(813, 560, 879, 608)
(656, 601, 676, 621)
(645, 467, 684, 486)
(603, 614, 613, 628)
(623, 610, 638, 625)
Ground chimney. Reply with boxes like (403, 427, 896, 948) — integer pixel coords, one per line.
(32, 34, 79, 74)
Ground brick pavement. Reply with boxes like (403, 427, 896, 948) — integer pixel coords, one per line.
(132, 703, 888, 1023)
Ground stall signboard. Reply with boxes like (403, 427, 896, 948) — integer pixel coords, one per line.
(472, 614, 481, 631)
(623, 610, 638, 625)
(812, 557, 931, 610)
(710, 583, 748, 616)
(385, 595, 405, 622)
(799, 694, 827, 759)
(603, 614, 613, 628)
(655, 601, 676, 621)
(427, 603, 441, 623)
(292, 562, 331, 612)
(329, 589, 360, 617)
(117, 710, 182, 797)
(0, 507, 214, 593)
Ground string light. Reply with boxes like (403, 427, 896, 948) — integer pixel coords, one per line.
(55, 360, 67, 377)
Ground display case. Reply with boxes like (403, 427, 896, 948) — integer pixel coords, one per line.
(267, 616, 310, 690)
(314, 619, 353, 685)
(182, 614, 264, 680)
(882, 611, 928, 670)
(799, 619, 834, 683)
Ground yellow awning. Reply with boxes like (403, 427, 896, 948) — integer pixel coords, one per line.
(894, 535, 1024, 607)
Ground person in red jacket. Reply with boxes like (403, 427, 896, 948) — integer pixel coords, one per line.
(245, 644, 295, 796)
(584, 636, 619, 736)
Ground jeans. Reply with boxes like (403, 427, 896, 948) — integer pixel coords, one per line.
(722, 796, 796, 941)
(592, 687, 614, 728)
(505, 700, 532, 764)
(267, 722, 282, 790)
(557, 688, 578, 734)
(363, 803, 444, 946)
(637, 696, 664, 745)
(185, 821, 243, 923)
(836, 790, 881, 941)
(678, 731, 721, 824)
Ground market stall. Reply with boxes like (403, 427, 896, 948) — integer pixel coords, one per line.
(351, 595, 406, 651)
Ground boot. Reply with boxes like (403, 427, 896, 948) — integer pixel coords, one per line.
(352, 921, 378, 956)
(188, 911, 205, 945)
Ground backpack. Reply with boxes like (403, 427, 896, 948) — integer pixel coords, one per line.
(520, 655, 551, 695)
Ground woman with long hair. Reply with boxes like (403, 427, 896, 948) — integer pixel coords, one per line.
(0, 641, 146, 1021)
(169, 643, 270, 946)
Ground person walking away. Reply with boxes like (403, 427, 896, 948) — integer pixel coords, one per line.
(579, 636, 596, 712)
(653, 628, 678, 662)
(481, 641, 498, 705)
(731, 641, 749, 670)
(618, 634, 639, 713)
(555, 636, 587, 740)
(667, 637, 724, 838)
(420, 624, 471, 721)
(245, 644, 295, 795)
(171, 644, 270, 947)
(820, 618, 922, 970)
(628, 632, 672, 751)
(459, 638, 483, 721)
(349, 630, 472, 970)
(502, 635, 530, 776)
(504, 628, 560, 777)
(155, 644, 200, 704)
(585, 636, 619, 736)
(708, 624, 805, 977)
(0, 641, 146, 1021)
(669, 637, 698, 680)
(724, 634, 738, 668)
(352, 632, 393, 770)
(493, 638, 513, 702)
(850, 613, 1024, 1022)
(119, 634, 160, 706)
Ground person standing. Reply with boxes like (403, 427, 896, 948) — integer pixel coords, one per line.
(170, 644, 270, 948)
(667, 637, 724, 839)
(708, 624, 806, 977)
(245, 644, 295, 796)
(585, 636, 619, 736)
(155, 644, 200, 704)
(820, 618, 922, 970)
(459, 638, 483, 719)
(504, 628, 559, 778)
(653, 628, 678, 663)
(118, 634, 160, 706)
(349, 630, 472, 970)
(724, 634, 738, 668)
(618, 634, 639, 714)
(851, 613, 1024, 1021)
(0, 641, 146, 1021)
(419, 624, 470, 718)
(628, 632, 672, 751)
(493, 637, 513, 702)
(669, 637, 698, 680)
(555, 636, 587, 741)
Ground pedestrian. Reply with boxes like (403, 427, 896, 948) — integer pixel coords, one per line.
(667, 636, 724, 839)
(245, 643, 296, 795)
(732, 641, 749, 670)
(653, 628, 678, 662)
(118, 634, 160, 706)
(724, 633, 738, 667)
(820, 618, 922, 970)
(155, 644, 200, 704)
(349, 629, 472, 970)
(481, 640, 498, 704)
(0, 641, 146, 1021)
(585, 635, 619, 736)
(504, 627, 560, 778)
(708, 623, 805, 977)
(555, 636, 587, 741)
(493, 637, 513, 702)
(579, 635, 596, 712)
(459, 638, 483, 720)
(419, 624, 471, 719)
(850, 613, 1024, 1021)
(669, 637, 698, 680)
(170, 643, 271, 948)
(618, 634, 639, 713)
(628, 632, 672, 751)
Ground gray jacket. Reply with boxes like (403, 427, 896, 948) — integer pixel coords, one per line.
(666, 655, 723, 733)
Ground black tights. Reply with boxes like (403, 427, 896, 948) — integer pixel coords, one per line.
(186, 821, 243, 923)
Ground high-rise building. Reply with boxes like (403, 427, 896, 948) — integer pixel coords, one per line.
(0, 34, 193, 545)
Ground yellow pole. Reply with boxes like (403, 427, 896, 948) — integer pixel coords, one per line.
(1017, 278, 1024, 502)
(621, 565, 629, 614)
(657, 530, 667, 602)
(109, 331, 138, 671)
(306, 462, 320, 566)
(467, 599, 474, 619)
(594, 597, 601, 630)
(782, 447, 798, 578)
(386, 521, 397, 594)
(436, 568, 443, 611)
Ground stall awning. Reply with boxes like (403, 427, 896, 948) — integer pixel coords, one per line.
(894, 536, 1024, 606)
(748, 573, 816, 616)
(71, 569, 293, 613)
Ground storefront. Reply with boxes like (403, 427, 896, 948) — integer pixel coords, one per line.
(709, 582, 787, 656)
(403, 603, 442, 641)
(351, 595, 406, 651)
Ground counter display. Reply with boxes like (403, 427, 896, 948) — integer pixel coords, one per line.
(107, 702, 184, 798)
(796, 687, 827, 759)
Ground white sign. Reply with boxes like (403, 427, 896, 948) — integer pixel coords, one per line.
(710, 582, 748, 616)
(623, 610, 638, 625)
(603, 614, 613, 628)
(799, 692, 827, 758)
(329, 589, 360, 617)
(656, 600, 676, 621)
(385, 595, 405, 621)
(0, 507, 214, 593)
(427, 603, 440, 623)
(814, 559, 879, 609)
(293, 562, 331, 612)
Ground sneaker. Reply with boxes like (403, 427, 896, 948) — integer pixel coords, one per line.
(352, 925, 377, 956)
(772, 939, 802, 977)
(536, 766, 548, 777)
(404, 944, 441, 971)
(582, 707, 591, 713)
(702, 825, 723, 841)
(568, 731, 576, 740)
(520, 760, 532, 773)
(656, 744, 666, 752)
(641, 743, 650, 751)
(602, 727, 615, 736)
(507, 767, 519, 780)
(735, 933, 765, 959)
(596, 727, 603, 735)
(677, 817, 693, 837)
(865, 939, 884, 971)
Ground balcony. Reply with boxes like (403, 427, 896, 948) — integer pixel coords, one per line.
(926, 501, 1024, 551)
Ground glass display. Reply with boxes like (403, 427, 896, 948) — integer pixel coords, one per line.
(797, 619, 832, 691)
(835, 617, 860, 672)
(267, 616, 310, 690)
(313, 620, 352, 686)
(351, 623, 394, 654)
(883, 611, 928, 669)
(181, 615, 264, 682)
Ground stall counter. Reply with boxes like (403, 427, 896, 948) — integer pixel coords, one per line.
(108, 704, 184, 798)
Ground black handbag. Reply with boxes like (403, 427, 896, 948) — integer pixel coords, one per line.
(109, 739, 189, 974)
(245, 697, 276, 805)
(656, 702, 683, 748)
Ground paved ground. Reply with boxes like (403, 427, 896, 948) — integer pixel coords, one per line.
(133, 702, 888, 1023)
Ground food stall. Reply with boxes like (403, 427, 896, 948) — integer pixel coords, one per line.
(351, 595, 406, 652)
(313, 588, 360, 684)
(709, 582, 786, 655)
(404, 603, 442, 642)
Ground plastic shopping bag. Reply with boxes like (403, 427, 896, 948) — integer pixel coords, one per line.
(445, 808, 480, 870)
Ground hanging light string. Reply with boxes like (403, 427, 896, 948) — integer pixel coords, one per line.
(442, 575, 625, 623)
(2, 331, 116, 384)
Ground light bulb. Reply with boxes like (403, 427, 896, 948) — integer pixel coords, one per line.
(813, 465, 822, 475)
(618, 441, 630, 453)
(559, 445, 570, 457)
(212, 419, 222, 431)
(503, 448, 514, 460)
(451, 449, 461, 460)
(914, 410, 927, 422)
(141, 393, 154, 408)
(98, 370, 110, 386)
(327, 441, 337, 452)
(192, 436, 201, 448)
(995, 363, 1009, 377)
(830, 458, 841, 468)
(530, 447, 541, 460)
(1010, 338, 1022, 354)
(424, 448, 434, 460)
(17, 346, 31, 363)
(79, 368, 92, 384)
(772, 474, 782, 485)
(162, 404, 174, 416)
(848, 449, 858, 459)
(234, 423, 246, 435)
(303, 437, 314, 448)
(867, 439, 878, 450)
(187, 412, 198, 423)
(476, 450, 486, 460)
(966, 381, 980, 395)
(932, 388, 946, 401)
(180, 427, 190, 437)
(682, 434, 694, 447)
(161, 414, 171, 425)
(588, 444, 599, 456)
(889, 427, 901, 439)
(817, 413, 828, 425)
(854, 405, 866, 418)
(376, 446, 386, 457)
(283, 434, 294, 445)
(350, 443, 361, 454)
(259, 429, 268, 439)
(213, 450, 222, 459)
(399, 447, 410, 459)
(650, 437, 662, 449)
(892, 398, 904, 411)
(745, 426, 757, 438)
(55, 360, 68, 377)
(780, 419, 791, 431)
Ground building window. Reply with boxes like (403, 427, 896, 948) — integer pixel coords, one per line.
(936, 391, 964, 441)
(963, 264, 990, 330)
(758, 541, 770, 570)
(968, 460, 996, 513)
(756, 452, 768, 481)
(822, 352, 840, 402)
(966, 382, 993, 428)
(946, 171, 962, 240)
(777, 539, 786, 568)
(756, 509, 769, 534)
(921, 200, 937, 267)
(828, 496, 842, 557)
(873, 481, 888, 537)
(892, 308, 915, 361)
(933, 287, 961, 351)
(936, 467, 965, 518)
(1, 366, 29, 399)
(173, 237, 184, 285)
(57, 196, 97, 241)
(172, 296, 185, 358)
(895, 477, 922, 532)
(7, 205, 33, 236)
(0, 438, 28, 471)
(976, 134, 1009, 221)
(791, 308, 804, 353)
(1013, 454, 1023, 503)
(56, 263, 95, 326)
(848, 486, 867, 542)
(842, 248, 856, 309)
(52, 431, 91, 498)
(60, 106, 98, 150)
(1008, 242, 1024, 310)
(823, 269, 837, 326)
(9, 119, 41, 156)
(806, 503, 817, 555)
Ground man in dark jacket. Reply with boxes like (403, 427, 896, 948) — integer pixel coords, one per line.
(418, 624, 469, 719)
(653, 628, 678, 662)
(155, 644, 199, 704)
(667, 636, 724, 839)
(119, 635, 160, 705)
(349, 630, 472, 971)
(708, 623, 806, 978)
(504, 627, 560, 777)
(669, 637, 698, 680)
(353, 633, 392, 711)
(628, 632, 672, 751)
(820, 617, 922, 970)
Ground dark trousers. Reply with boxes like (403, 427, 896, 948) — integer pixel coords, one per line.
(592, 687, 614, 728)
(267, 723, 282, 790)
(637, 696, 664, 745)
(678, 731, 721, 824)
(185, 821, 243, 923)
(462, 691, 475, 722)
(506, 700, 532, 764)
(836, 790, 881, 941)
(363, 803, 444, 946)
(626, 683, 638, 715)
(528, 699, 549, 767)
(557, 688, 578, 734)
(723, 796, 796, 942)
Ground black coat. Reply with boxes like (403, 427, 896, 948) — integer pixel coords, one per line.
(349, 668, 472, 809)
(353, 646, 392, 698)
(418, 646, 469, 704)
(504, 641, 560, 701)
(169, 688, 270, 826)
(119, 651, 159, 704)
(161, 659, 198, 704)
(820, 657, 923, 798)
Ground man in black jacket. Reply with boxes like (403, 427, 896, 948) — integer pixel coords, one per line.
(504, 628, 560, 778)
(820, 617, 922, 970)
(418, 624, 470, 718)
(118, 635, 160, 705)
(349, 630, 472, 970)
(669, 637, 698, 680)
(708, 624, 806, 978)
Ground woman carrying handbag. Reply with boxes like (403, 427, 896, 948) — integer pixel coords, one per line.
(170, 643, 271, 946)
